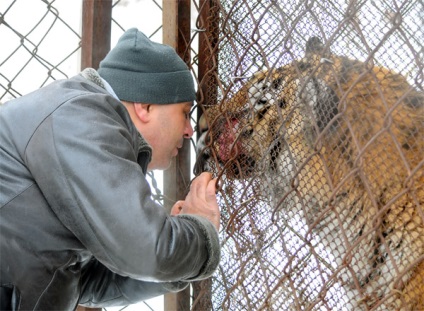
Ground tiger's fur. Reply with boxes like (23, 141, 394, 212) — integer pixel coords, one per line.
(196, 39, 424, 310)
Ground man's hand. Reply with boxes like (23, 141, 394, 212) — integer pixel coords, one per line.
(170, 172, 220, 230)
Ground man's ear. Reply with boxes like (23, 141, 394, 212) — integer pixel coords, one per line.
(133, 103, 151, 122)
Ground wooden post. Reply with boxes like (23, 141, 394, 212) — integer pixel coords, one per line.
(163, 0, 192, 310)
(192, 0, 220, 310)
(76, 307, 102, 311)
(80, 0, 112, 70)
(77, 2, 112, 311)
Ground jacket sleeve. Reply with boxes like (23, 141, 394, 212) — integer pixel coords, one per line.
(24, 91, 220, 284)
(79, 259, 188, 307)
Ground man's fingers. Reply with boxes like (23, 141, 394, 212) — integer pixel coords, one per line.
(190, 172, 213, 196)
(206, 178, 218, 204)
(184, 172, 220, 230)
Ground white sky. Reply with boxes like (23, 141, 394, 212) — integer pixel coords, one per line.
(0, 0, 166, 101)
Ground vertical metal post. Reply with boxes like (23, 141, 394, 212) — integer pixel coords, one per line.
(76, 306, 102, 311)
(196, 0, 219, 114)
(81, 0, 112, 70)
(163, 0, 193, 310)
(76, 2, 112, 311)
(192, 0, 220, 310)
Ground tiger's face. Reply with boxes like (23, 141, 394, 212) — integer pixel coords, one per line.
(197, 49, 423, 183)
(196, 55, 339, 179)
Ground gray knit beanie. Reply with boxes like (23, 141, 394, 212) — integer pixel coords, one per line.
(98, 28, 196, 104)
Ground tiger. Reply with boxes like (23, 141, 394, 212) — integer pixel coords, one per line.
(195, 37, 424, 310)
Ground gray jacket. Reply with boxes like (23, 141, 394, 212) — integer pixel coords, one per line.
(0, 70, 220, 310)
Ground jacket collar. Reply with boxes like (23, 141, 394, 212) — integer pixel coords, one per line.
(80, 68, 152, 174)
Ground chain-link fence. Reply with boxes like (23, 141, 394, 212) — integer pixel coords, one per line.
(2, 0, 424, 310)
(194, 0, 424, 310)
(0, 0, 163, 102)
(0, 0, 81, 101)
(1, 1, 166, 310)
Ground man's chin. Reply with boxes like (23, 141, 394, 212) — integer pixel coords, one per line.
(148, 158, 173, 171)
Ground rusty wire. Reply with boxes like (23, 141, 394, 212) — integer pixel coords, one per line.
(194, 0, 424, 310)
(2, 0, 424, 310)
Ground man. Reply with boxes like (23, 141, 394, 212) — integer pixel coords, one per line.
(0, 28, 220, 310)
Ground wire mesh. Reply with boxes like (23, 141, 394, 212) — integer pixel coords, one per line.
(0, 0, 82, 102)
(194, 0, 424, 310)
(2, 0, 424, 309)
(0, 1, 166, 310)
(111, 0, 163, 42)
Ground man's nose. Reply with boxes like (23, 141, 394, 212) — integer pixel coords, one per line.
(184, 121, 194, 138)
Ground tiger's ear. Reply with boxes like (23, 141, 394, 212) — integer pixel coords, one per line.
(305, 37, 332, 58)
(314, 82, 339, 132)
(305, 37, 324, 55)
(301, 78, 339, 133)
(302, 38, 338, 131)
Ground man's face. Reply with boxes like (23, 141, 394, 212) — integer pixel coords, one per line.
(141, 102, 194, 170)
